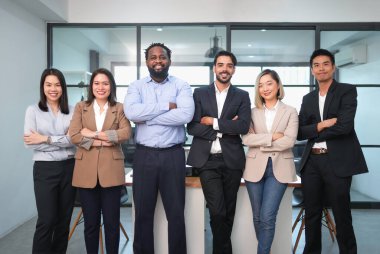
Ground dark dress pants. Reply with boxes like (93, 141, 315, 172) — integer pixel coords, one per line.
(301, 154, 357, 254)
(133, 144, 187, 254)
(198, 154, 243, 254)
(78, 184, 122, 254)
(32, 158, 76, 254)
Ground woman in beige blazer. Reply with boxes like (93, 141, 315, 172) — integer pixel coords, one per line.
(69, 68, 131, 254)
(242, 69, 298, 254)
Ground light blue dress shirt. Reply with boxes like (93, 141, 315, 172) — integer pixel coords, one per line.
(124, 75, 195, 148)
(24, 104, 75, 161)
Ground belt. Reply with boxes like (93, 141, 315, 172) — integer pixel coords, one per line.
(311, 148, 328, 155)
(136, 143, 182, 151)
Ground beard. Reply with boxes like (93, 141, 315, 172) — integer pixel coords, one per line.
(216, 72, 232, 84)
(148, 65, 170, 81)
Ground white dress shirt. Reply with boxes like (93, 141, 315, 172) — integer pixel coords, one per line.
(313, 93, 328, 149)
(211, 83, 230, 154)
(263, 100, 279, 132)
(94, 100, 108, 131)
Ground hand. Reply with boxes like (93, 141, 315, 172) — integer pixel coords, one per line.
(101, 141, 114, 147)
(317, 117, 337, 132)
(81, 128, 96, 138)
(272, 132, 284, 141)
(232, 115, 238, 120)
(169, 102, 177, 110)
(24, 130, 47, 145)
(324, 118, 337, 128)
(200, 116, 214, 126)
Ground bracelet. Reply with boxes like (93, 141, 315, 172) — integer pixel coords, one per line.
(94, 131, 100, 139)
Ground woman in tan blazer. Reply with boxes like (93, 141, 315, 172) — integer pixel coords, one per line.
(242, 69, 298, 254)
(69, 68, 131, 254)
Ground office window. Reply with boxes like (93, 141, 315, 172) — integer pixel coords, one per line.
(231, 29, 314, 112)
(52, 26, 137, 105)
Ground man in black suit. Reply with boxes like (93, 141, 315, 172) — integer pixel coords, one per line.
(187, 51, 251, 254)
(298, 49, 368, 254)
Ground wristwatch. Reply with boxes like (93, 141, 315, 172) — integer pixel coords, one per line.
(94, 131, 100, 139)
(46, 136, 52, 144)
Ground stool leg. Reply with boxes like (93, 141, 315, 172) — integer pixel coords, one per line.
(292, 207, 304, 232)
(293, 217, 305, 254)
(119, 222, 129, 241)
(68, 209, 83, 241)
(99, 226, 104, 254)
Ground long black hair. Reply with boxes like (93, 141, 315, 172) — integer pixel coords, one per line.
(38, 68, 69, 114)
(86, 68, 117, 106)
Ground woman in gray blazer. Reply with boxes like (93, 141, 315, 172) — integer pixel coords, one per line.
(24, 68, 76, 254)
(242, 69, 298, 254)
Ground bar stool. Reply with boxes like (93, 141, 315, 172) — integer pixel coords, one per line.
(292, 206, 336, 253)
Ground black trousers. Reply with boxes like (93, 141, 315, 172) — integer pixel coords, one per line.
(197, 154, 242, 254)
(301, 154, 356, 254)
(78, 184, 122, 254)
(133, 144, 187, 254)
(32, 158, 76, 254)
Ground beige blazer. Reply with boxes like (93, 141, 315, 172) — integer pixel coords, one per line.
(242, 101, 298, 183)
(69, 101, 131, 188)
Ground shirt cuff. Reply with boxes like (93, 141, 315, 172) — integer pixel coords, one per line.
(104, 130, 118, 143)
(213, 118, 219, 130)
(80, 137, 94, 150)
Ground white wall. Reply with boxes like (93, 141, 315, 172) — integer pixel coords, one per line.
(68, 0, 380, 23)
(0, 0, 47, 237)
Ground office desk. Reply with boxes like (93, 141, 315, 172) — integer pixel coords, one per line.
(125, 172, 301, 254)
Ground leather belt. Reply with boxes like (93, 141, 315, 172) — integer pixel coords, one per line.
(311, 148, 328, 155)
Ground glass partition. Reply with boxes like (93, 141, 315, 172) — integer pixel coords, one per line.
(52, 26, 137, 104)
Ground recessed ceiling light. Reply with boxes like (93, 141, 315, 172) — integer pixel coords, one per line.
(261, 29, 267, 32)
(156, 28, 163, 32)
(248, 44, 252, 47)
(249, 55, 255, 58)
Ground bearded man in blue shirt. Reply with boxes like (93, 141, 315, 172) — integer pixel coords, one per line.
(124, 43, 195, 254)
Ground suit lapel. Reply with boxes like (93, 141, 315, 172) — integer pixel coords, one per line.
(323, 81, 337, 120)
(220, 85, 235, 119)
(102, 104, 117, 131)
(256, 108, 268, 132)
(83, 102, 97, 131)
(311, 90, 321, 122)
(271, 101, 286, 133)
(207, 83, 218, 118)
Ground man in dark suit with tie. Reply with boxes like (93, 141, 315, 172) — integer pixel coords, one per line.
(298, 49, 368, 254)
(187, 51, 251, 254)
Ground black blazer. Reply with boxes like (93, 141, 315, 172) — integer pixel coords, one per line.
(187, 83, 251, 170)
(297, 80, 368, 177)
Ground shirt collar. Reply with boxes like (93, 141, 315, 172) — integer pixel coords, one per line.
(214, 82, 230, 94)
(263, 100, 279, 111)
(93, 100, 108, 113)
(147, 75, 170, 85)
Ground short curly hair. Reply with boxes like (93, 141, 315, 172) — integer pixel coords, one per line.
(144, 43, 172, 60)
